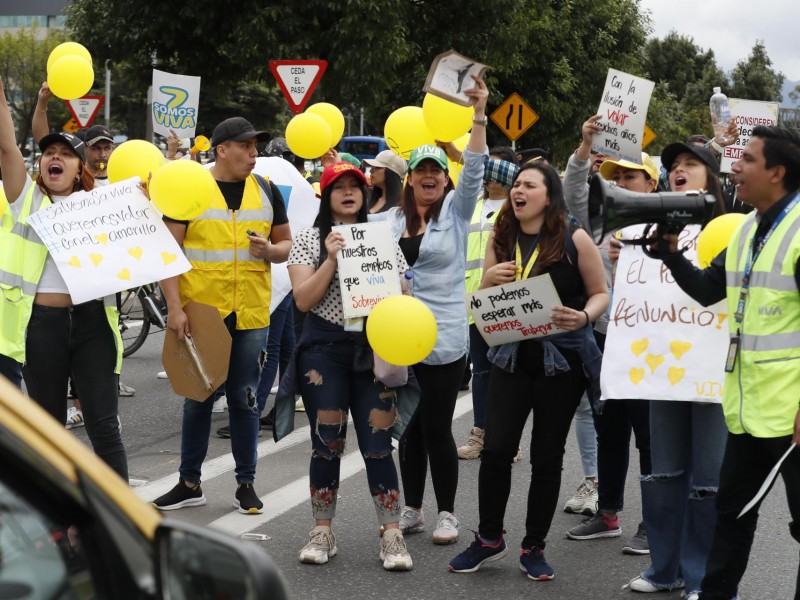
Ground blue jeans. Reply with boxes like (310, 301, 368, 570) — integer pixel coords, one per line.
(256, 292, 295, 414)
(574, 392, 597, 479)
(0, 353, 22, 388)
(180, 313, 266, 485)
(468, 324, 490, 428)
(641, 401, 727, 595)
(298, 341, 400, 525)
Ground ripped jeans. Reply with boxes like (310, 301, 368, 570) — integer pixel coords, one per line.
(179, 314, 266, 485)
(298, 341, 401, 526)
(640, 400, 727, 596)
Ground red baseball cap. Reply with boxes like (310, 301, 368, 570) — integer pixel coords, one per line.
(319, 161, 367, 192)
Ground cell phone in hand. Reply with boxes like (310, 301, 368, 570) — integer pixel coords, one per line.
(246, 229, 257, 237)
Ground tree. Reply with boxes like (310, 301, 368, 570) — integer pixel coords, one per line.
(0, 28, 72, 150)
(728, 41, 784, 103)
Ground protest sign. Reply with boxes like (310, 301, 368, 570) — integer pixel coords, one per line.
(151, 69, 201, 139)
(592, 68, 655, 164)
(467, 274, 563, 346)
(27, 178, 191, 304)
(720, 98, 779, 173)
(423, 50, 489, 107)
(601, 225, 728, 403)
(332, 222, 402, 319)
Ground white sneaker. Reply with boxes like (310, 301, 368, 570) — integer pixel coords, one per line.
(212, 395, 227, 413)
(295, 397, 305, 412)
(399, 506, 425, 534)
(564, 479, 596, 514)
(432, 511, 460, 544)
(457, 427, 484, 460)
(380, 528, 413, 571)
(157, 371, 168, 379)
(686, 594, 699, 600)
(622, 575, 659, 593)
(299, 526, 337, 564)
(66, 407, 84, 430)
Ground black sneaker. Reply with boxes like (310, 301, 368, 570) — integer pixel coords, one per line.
(622, 522, 649, 555)
(260, 409, 275, 430)
(448, 532, 507, 573)
(519, 544, 555, 580)
(234, 483, 263, 514)
(217, 425, 263, 439)
(152, 479, 206, 511)
(566, 512, 621, 540)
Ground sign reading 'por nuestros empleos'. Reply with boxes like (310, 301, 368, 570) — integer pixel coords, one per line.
(27, 178, 191, 304)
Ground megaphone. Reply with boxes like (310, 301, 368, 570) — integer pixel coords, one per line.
(191, 135, 210, 155)
(587, 174, 716, 258)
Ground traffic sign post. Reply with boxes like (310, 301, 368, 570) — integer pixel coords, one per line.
(490, 93, 539, 144)
(65, 95, 104, 128)
(269, 60, 328, 114)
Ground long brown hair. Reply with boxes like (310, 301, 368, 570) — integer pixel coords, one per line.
(493, 162, 568, 274)
(399, 166, 455, 236)
(36, 161, 94, 197)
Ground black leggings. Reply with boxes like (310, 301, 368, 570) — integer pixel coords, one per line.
(399, 355, 466, 514)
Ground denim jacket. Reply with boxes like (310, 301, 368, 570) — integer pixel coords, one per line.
(369, 149, 485, 365)
(487, 325, 605, 413)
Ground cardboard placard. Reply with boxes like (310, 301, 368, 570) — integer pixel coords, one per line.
(151, 69, 201, 139)
(332, 222, 402, 318)
(162, 302, 232, 402)
(467, 274, 564, 346)
(720, 98, 780, 173)
(423, 50, 489, 107)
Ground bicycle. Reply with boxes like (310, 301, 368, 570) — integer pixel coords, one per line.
(118, 283, 168, 357)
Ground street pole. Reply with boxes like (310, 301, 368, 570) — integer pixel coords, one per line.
(104, 59, 111, 128)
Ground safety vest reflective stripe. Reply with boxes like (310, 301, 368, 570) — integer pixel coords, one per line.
(191, 206, 274, 223)
(0, 271, 38, 296)
(465, 258, 483, 271)
(726, 269, 797, 291)
(183, 248, 263, 263)
(740, 330, 800, 352)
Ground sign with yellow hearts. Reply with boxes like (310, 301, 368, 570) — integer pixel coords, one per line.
(26, 177, 191, 304)
(600, 224, 728, 403)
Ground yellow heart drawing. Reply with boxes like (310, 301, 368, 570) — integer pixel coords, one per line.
(670, 340, 692, 360)
(89, 253, 103, 266)
(629, 367, 645, 384)
(631, 338, 649, 357)
(117, 268, 131, 281)
(667, 366, 686, 386)
(645, 353, 664, 374)
(68, 256, 81, 268)
(128, 247, 144, 260)
(94, 233, 109, 245)
(161, 251, 177, 266)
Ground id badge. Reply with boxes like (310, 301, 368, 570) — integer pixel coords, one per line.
(344, 317, 364, 332)
(725, 336, 740, 373)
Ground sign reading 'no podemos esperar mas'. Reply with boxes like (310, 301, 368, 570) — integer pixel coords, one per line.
(27, 178, 191, 304)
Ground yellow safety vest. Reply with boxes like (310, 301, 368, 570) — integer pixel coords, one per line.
(180, 174, 274, 330)
(1, 188, 11, 233)
(465, 197, 499, 323)
(724, 194, 800, 437)
(0, 185, 122, 369)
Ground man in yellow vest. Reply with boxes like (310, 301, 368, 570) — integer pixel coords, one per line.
(153, 117, 292, 514)
(657, 125, 800, 600)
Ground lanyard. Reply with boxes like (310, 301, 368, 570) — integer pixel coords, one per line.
(734, 195, 800, 323)
(515, 234, 540, 281)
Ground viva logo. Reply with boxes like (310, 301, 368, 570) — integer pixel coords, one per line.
(153, 86, 196, 129)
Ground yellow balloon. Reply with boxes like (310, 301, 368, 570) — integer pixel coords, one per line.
(307, 103, 345, 147)
(446, 132, 471, 186)
(422, 93, 473, 143)
(48, 55, 94, 100)
(286, 113, 332, 159)
(107, 140, 166, 184)
(696, 213, 747, 267)
(47, 42, 92, 73)
(384, 107, 436, 160)
(367, 295, 438, 366)
(149, 160, 215, 221)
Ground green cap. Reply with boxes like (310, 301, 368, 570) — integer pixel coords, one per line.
(338, 152, 361, 168)
(408, 145, 448, 170)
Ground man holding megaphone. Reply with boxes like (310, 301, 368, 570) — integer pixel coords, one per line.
(647, 126, 800, 600)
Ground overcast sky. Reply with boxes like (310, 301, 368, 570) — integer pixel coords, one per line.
(639, 0, 800, 83)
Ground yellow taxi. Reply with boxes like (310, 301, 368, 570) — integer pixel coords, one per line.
(0, 376, 288, 599)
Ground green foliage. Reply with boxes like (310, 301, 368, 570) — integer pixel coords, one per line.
(729, 41, 785, 103)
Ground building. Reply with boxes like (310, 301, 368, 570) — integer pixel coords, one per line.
(0, 1, 67, 38)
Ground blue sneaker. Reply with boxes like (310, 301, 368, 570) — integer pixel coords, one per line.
(519, 545, 554, 581)
(448, 532, 508, 573)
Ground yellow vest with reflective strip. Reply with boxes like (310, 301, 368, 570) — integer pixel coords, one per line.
(724, 194, 800, 437)
(465, 197, 498, 324)
(0, 185, 122, 369)
(180, 174, 274, 329)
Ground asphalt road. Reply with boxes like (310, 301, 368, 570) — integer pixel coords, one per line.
(66, 330, 797, 599)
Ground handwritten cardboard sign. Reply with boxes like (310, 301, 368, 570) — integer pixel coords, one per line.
(332, 221, 402, 318)
(151, 69, 202, 139)
(467, 274, 563, 346)
(720, 98, 780, 173)
(592, 68, 655, 164)
(423, 50, 489, 106)
(601, 224, 727, 403)
(27, 178, 191, 304)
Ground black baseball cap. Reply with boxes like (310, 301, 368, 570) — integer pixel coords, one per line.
(661, 142, 720, 175)
(84, 125, 114, 146)
(211, 117, 270, 146)
(516, 147, 550, 165)
(39, 132, 86, 163)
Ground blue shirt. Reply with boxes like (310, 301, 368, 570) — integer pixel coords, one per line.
(370, 149, 485, 364)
